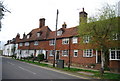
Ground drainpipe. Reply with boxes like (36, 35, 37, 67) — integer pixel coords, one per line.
(68, 37, 71, 69)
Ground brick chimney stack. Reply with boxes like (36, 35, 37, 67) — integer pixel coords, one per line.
(79, 8, 88, 25)
(39, 18, 45, 28)
(23, 32, 26, 39)
(16, 33, 20, 38)
(62, 22, 67, 28)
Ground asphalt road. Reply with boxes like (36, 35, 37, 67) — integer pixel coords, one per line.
(2, 57, 91, 81)
(0, 56, 2, 81)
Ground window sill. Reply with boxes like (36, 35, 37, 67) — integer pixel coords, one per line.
(110, 59, 120, 60)
(73, 56, 78, 57)
(49, 45, 55, 46)
(62, 55, 68, 57)
(34, 45, 38, 46)
(49, 55, 53, 57)
(72, 43, 78, 44)
(62, 44, 69, 45)
(83, 56, 93, 58)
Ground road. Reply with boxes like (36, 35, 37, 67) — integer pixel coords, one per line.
(2, 57, 91, 81)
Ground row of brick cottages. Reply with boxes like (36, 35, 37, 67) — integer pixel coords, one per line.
(3, 10, 120, 72)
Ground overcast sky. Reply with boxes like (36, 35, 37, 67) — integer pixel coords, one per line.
(0, 0, 119, 48)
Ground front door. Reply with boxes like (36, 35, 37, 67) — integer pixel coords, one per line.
(97, 51, 101, 63)
(56, 51, 60, 60)
(45, 51, 48, 60)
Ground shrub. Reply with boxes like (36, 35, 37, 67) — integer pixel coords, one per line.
(37, 54, 44, 63)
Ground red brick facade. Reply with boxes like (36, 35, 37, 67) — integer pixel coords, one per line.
(5, 9, 120, 73)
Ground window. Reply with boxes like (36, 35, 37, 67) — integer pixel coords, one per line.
(62, 38, 69, 44)
(83, 35, 90, 43)
(62, 50, 68, 56)
(83, 49, 93, 57)
(49, 40, 55, 46)
(49, 50, 54, 56)
(72, 37, 78, 44)
(57, 30, 62, 36)
(110, 48, 120, 60)
(73, 50, 78, 57)
(37, 33, 41, 37)
(113, 33, 120, 40)
(25, 42, 29, 46)
(34, 41, 39, 45)
(19, 43, 23, 46)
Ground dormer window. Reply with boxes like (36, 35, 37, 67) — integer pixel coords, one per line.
(57, 30, 62, 36)
(37, 32, 41, 37)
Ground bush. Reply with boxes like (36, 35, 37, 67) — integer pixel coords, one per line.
(37, 54, 44, 63)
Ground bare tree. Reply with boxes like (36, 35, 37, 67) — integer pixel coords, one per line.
(0, 1, 11, 31)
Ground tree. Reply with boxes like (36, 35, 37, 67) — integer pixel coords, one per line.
(0, 1, 10, 31)
(78, 4, 119, 75)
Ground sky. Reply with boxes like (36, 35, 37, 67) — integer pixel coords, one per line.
(0, 0, 119, 49)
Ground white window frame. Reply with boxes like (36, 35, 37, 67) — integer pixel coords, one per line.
(62, 38, 69, 44)
(34, 41, 39, 46)
(62, 50, 69, 56)
(49, 39, 55, 46)
(25, 42, 29, 46)
(113, 33, 120, 40)
(49, 50, 54, 56)
(57, 30, 62, 36)
(37, 33, 41, 37)
(109, 48, 120, 60)
(19, 43, 23, 46)
(72, 37, 78, 44)
(83, 35, 90, 43)
(73, 50, 78, 57)
(83, 49, 93, 57)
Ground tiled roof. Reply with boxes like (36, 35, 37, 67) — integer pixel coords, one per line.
(47, 27, 79, 39)
(18, 26, 79, 42)
(18, 26, 51, 42)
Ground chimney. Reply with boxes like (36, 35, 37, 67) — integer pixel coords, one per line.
(62, 22, 67, 28)
(7, 40, 9, 44)
(23, 32, 26, 39)
(16, 33, 20, 38)
(39, 18, 45, 28)
(79, 8, 88, 25)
